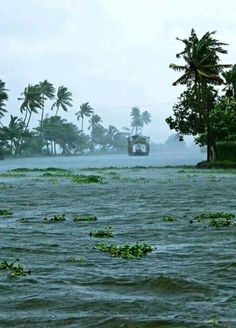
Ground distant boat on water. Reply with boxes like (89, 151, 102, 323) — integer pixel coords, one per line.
(127, 135, 150, 156)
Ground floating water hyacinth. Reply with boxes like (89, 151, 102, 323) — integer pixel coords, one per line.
(95, 243, 153, 259)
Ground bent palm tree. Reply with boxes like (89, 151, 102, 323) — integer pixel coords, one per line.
(51, 86, 73, 116)
(76, 102, 94, 131)
(169, 29, 231, 161)
(19, 84, 43, 130)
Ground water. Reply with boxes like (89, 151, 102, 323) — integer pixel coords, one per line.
(0, 153, 235, 328)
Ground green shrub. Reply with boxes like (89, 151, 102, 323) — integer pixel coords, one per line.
(216, 142, 236, 162)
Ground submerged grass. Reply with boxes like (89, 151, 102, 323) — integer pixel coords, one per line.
(95, 243, 153, 259)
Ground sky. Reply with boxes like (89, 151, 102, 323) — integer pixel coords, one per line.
(1, 0, 236, 143)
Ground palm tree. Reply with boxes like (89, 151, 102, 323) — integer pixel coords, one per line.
(39, 80, 55, 137)
(18, 84, 43, 130)
(141, 111, 151, 126)
(130, 107, 143, 134)
(222, 65, 236, 98)
(169, 29, 231, 161)
(51, 86, 72, 116)
(88, 114, 102, 151)
(0, 80, 8, 125)
(76, 102, 94, 131)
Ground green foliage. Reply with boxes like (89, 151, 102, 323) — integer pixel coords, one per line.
(0, 259, 31, 277)
(73, 214, 97, 222)
(0, 209, 12, 216)
(72, 174, 103, 184)
(44, 214, 66, 222)
(193, 212, 234, 222)
(89, 227, 113, 238)
(216, 141, 236, 162)
(209, 217, 234, 227)
(95, 243, 153, 259)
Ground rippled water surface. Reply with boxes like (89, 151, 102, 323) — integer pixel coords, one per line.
(0, 154, 235, 328)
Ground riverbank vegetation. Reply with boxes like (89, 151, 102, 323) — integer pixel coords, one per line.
(0, 81, 153, 158)
(166, 29, 236, 164)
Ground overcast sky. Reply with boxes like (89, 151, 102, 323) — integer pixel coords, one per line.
(1, 0, 236, 142)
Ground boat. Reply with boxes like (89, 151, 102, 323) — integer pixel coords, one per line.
(127, 135, 150, 156)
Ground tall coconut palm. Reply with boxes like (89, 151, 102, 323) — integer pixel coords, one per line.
(76, 102, 94, 131)
(18, 84, 43, 130)
(169, 29, 231, 161)
(39, 80, 55, 137)
(51, 86, 72, 117)
(0, 80, 8, 125)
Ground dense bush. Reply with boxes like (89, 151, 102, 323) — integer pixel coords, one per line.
(216, 141, 236, 162)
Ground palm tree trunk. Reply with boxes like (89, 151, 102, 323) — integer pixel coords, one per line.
(81, 118, 83, 131)
(40, 98, 45, 139)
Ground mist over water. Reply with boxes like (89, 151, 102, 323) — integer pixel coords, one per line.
(0, 150, 205, 172)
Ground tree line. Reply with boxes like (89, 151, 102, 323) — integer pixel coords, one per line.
(166, 29, 236, 162)
(0, 81, 151, 157)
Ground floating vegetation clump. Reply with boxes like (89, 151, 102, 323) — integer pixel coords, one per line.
(0, 209, 13, 216)
(72, 174, 103, 184)
(193, 212, 235, 222)
(95, 243, 153, 259)
(0, 259, 31, 277)
(73, 214, 97, 222)
(44, 214, 66, 222)
(89, 227, 113, 238)
(209, 217, 235, 228)
(162, 215, 177, 222)
(191, 212, 236, 227)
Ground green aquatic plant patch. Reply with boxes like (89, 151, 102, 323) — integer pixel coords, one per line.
(193, 212, 235, 222)
(162, 215, 177, 222)
(44, 214, 66, 222)
(73, 214, 97, 222)
(72, 174, 103, 184)
(95, 243, 153, 259)
(0, 209, 13, 216)
(89, 227, 113, 238)
(0, 259, 31, 277)
(209, 217, 235, 228)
